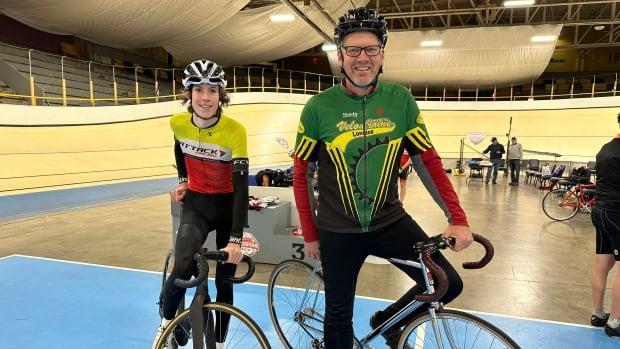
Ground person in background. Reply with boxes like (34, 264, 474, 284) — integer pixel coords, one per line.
(482, 137, 505, 185)
(589, 112, 620, 338)
(255, 169, 274, 186)
(153, 59, 248, 349)
(398, 150, 413, 202)
(291, 7, 473, 349)
(507, 136, 523, 186)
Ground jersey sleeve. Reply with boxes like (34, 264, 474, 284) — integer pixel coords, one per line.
(229, 121, 249, 244)
(293, 101, 320, 242)
(404, 102, 468, 227)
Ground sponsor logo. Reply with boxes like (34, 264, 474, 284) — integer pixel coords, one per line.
(342, 112, 358, 118)
(241, 232, 260, 257)
(179, 139, 231, 160)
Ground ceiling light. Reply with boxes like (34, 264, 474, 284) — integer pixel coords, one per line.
(269, 14, 294, 22)
(321, 44, 337, 51)
(531, 35, 557, 43)
(420, 40, 443, 47)
(503, 0, 535, 6)
(594, 25, 605, 31)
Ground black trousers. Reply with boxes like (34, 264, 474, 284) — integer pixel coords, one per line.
(319, 215, 463, 348)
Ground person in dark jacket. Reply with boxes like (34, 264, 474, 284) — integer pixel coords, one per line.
(589, 112, 620, 337)
(482, 137, 505, 184)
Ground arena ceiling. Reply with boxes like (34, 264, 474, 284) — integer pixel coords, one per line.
(1, 0, 619, 87)
(251, 0, 620, 51)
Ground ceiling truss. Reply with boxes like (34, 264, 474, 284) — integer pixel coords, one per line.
(246, 0, 620, 50)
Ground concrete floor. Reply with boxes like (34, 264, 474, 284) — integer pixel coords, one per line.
(0, 171, 608, 328)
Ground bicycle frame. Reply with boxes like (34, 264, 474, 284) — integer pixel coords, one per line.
(562, 183, 596, 211)
(357, 257, 434, 346)
(283, 234, 495, 349)
(170, 249, 256, 349)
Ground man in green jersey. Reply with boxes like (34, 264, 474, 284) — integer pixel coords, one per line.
(292, 7, 474, 349)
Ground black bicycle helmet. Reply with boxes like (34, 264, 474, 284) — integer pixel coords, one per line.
(334, 8, 388, 47)
(182, 59, 227, 88)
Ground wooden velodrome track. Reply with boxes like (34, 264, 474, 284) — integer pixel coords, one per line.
(1, 92, 619, 195)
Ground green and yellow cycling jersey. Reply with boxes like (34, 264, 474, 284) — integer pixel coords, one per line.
(294, 80, 466, 236)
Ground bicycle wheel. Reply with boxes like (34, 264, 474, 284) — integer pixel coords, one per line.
(542, 188, 579, 221)
(153, 302, 270, 349)
(268, 259, 326, 349)
(399, 309, 520, 349)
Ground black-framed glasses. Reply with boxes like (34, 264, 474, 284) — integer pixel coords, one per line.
(341, 45, 382, 57)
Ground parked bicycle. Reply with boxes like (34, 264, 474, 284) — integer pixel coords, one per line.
(267, 234, 520, 349)
(541, 182, 596, 221)
(153, 249, 271, 349)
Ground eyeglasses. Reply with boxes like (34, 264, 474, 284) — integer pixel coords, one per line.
(340, 45, 382, 57)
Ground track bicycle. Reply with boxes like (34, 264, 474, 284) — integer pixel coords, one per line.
(541, 182, 596, 221)
(153, 249, 271, 349)
(267, 234, 520, 349)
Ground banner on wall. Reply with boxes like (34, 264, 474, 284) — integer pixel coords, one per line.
(467, 132, 486, 145)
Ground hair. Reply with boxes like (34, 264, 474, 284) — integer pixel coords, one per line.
(181, 85, 230, 114)
(511, 137, 517, 141)
(491, 137, 498, 142)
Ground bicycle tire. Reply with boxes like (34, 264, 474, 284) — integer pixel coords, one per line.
(399, 308, 521, 349)
(542, 188, 579, 221)
(153, 302, 270, 349)
(268, 259, 326, 349)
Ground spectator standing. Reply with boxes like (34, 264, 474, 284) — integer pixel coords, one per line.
(482, 137, 505, 184)
(507, 136, 523, 186)
(589, 112, 620, 338)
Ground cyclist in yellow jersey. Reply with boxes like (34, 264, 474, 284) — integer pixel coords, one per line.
(152, 59, 249, 349)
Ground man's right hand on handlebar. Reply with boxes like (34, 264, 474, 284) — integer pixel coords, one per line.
(442, 225, 474, 252)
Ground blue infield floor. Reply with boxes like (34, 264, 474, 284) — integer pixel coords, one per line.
(1, 255, 618, 348)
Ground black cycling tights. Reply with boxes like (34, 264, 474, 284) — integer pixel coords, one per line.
(161, 224, 237, 342)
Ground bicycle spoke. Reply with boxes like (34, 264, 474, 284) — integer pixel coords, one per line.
(401, 309, 519, 349)
(155, 303, 269, 349)
(542, 189, 579, 221)
(268, 260, 326, 349)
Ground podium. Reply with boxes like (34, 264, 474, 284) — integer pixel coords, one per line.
(171, 198, 309, 264)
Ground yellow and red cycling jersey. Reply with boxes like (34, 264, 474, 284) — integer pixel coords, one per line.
(170, 112, 248, 194)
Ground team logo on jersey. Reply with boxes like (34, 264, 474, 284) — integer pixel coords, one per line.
(417, 113, 426, 125)
(179, 139, 231, 161)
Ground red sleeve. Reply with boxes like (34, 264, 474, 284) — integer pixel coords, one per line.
(293, 156, 318, 242)
(419, 148, 469, 227)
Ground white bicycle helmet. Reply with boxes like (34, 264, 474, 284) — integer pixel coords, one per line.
(182, 59, 227, 88)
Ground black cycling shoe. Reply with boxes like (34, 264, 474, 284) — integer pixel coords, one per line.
(173, 317, 191, 346)
(605, 324, 620, 337)
(591, 313, 609, 327)
(370, 311, 412, 349)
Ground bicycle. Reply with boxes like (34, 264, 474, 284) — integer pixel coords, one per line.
(267, 233, 520, 349)
(153, 248, 271, 349)
(541, 182, 596, 221)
